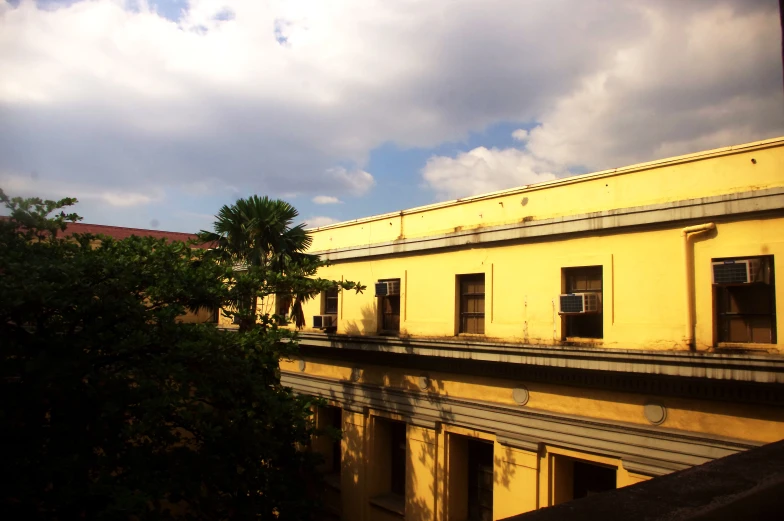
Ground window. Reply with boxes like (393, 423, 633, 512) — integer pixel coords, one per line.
(551, 455, 616, 505)
(714, 256, 776, 344)
(378, 278, 401, 333)
(459, 274, 485, 334)
(315, 406, 343, 518)
(317, 406, 342, 476)
(324, 287, 339, 315)
(390, 421, 407, 496)
(467, 439, 494, 521)
(563, 266, 603, 339)
(446, 435, 494, 521)
(276, 294, 292, 319)
(369, 418, 407, 517)
(573, 461, 615, 499)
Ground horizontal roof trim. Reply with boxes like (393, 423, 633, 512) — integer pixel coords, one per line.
(306, 136, 784, 232)
(312, 187, 784, 260)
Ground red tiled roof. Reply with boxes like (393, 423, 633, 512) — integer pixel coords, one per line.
(63, 222, 209, 248)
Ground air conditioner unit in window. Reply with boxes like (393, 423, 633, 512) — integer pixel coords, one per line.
(313, 314, 335, 329)
(375, 280, 401, 297)
(712, 258, 768, 284)
(559, 293, 601, 314)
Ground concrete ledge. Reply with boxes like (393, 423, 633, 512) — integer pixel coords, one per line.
(313, 188, 784, 261)
(296, 333, 784, 384)
(502, 439, 784, 521)
(281, 371, 760, 477)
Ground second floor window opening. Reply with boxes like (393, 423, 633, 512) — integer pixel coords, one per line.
(324, 287, 339, 315)
(376, 278, 401, 333)
(459, 274, 486, 334)
(713, 255, 776, 344)
(562, 266, 603, 339)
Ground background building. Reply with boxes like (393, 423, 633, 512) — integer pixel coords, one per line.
(61, 223, 218, 324)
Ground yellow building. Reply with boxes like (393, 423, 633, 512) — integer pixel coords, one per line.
(274, 137, 784, 520)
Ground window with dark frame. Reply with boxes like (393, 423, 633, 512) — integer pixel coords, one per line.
(379, 278, 401, 333)
(563, 266, 603, 339)
(390, 421, 407, 497)
(276, 294, 292, 319)
(459, 274, 485, 334)
(573, 461, 616, 499)
(467, 439, 494, 521)
(327, 406, 342, 475)
(324, 287, 339, 315)
(714, 255, 776, 344)
(551, 455, 617, 505)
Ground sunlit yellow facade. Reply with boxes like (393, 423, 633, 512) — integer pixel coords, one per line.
(264, 137, 784, 520)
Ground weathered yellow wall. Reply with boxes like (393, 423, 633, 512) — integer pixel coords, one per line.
(407, 424, 438, 521)
(325, 418, 648, 520)
(493, 445, 538, 519)
(341, 410, 368, 521)
(177, 307, 215, 324)
(286, 139, 784, 519)
(295, 355, 784, 520)
(297, 138, 784, 353)
(281, 359, 784, 444)
(309, 138, 784, 251)
(296, 216, 783, 352)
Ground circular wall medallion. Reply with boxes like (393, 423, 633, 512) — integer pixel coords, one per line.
(418, 375, 430, 391)
(297, 359, 306, 372)
(644, 403, 667, 425)
(350, 367, 362, 382)
(512, 386, 530, 406)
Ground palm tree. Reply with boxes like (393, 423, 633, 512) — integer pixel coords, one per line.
(199, 196, 316, 330)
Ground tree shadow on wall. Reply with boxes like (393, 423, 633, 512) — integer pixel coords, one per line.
(340, 302, 419, 356)
(343, 303, 377, 336)
(311, 328, 524, 520)
(329, 367, 455, 519)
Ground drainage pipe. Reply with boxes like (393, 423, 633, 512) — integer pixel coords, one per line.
(682, 223, 716, 349)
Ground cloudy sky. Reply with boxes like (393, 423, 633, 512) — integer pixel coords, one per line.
(1, 0, 782, 232)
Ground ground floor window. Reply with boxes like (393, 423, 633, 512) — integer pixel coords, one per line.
(369, 418, 407, 517)
(467, 439, 494, 521)
(447, 434, 494, 521)
(314, 406, 343, 477)
(390, 421, 407, 496)
(551, 455, 616, 505)
(326, 406, 342, 475)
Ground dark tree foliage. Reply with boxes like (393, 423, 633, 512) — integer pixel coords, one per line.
(198, 195, 359, 330)
(0, 190, 356, 520)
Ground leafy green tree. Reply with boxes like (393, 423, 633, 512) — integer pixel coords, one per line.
(198, 195, 357, 330)
(0, 190, 357, 520)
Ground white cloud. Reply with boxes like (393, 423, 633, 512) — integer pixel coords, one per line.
(0, 170, 162, 207)
(312, 195, 341, 204)
(524, 2, 783, 171)
(422, 146, 558, 200)
(325, 167, 375, 196)
(303, 215, 337, 228)
(421, 1, 783, 198)
(99, 192, 158, 207)
(0, 0, 781, 216)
